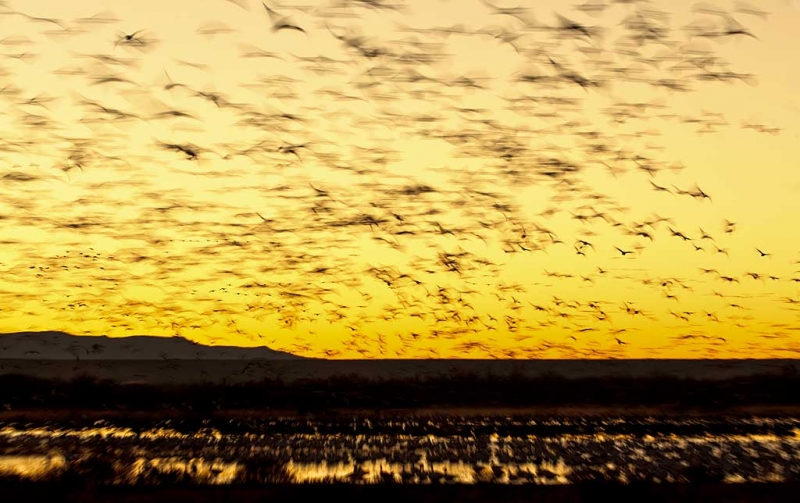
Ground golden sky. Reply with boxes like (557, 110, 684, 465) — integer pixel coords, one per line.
(0, 0, 799, 359)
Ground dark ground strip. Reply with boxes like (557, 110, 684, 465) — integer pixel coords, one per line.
(1, 483, 799, 503)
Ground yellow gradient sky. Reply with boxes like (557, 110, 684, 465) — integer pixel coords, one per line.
(0, 0, 799, 358)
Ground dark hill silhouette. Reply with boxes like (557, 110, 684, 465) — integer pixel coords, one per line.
(1, 332, 798, 388)
(0, 331, 302, 360)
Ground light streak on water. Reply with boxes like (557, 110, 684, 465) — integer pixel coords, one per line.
(0, 454, 67, 479)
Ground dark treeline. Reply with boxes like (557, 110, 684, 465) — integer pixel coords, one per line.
(3, 415, 798, 438)
(1, 371, 798, 412)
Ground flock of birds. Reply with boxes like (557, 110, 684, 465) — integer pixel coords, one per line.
(3, 418, 800, 484)
(0, 0, 798, 359)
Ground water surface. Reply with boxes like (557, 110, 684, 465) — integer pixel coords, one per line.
(2, 415, 799, 485)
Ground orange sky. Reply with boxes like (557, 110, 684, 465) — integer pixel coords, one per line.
(0, 0, 798, 359)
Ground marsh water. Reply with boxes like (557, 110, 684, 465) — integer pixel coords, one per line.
(1, 415, 799, 485)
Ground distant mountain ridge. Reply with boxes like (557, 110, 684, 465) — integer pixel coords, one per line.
(0, 331, 302, 360)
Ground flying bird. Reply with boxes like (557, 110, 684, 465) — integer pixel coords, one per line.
(262, 2, 306, 34)
(114, 29, 148, 48)
(614, 246, 634, 256)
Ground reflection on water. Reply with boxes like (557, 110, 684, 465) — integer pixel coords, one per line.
(1, 416, 799, 485)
